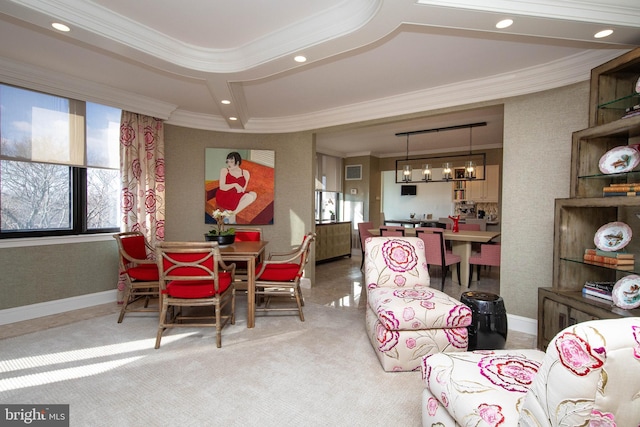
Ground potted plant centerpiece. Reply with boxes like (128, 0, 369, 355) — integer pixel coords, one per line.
(205, 209, 236, 245)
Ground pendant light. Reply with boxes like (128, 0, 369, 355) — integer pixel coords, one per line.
(464, 126, 476, 179)
(402, 134, 412, 182)
(422, 164, 432, 181)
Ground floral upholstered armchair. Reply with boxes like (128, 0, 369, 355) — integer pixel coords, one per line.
(421, 317, 640, 426)
(364, 237, 472, 372)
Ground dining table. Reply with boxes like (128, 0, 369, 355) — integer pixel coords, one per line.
(219, 240, 269, 328)
(369, 228, 500, 288)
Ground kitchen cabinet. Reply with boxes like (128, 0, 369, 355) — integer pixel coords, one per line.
(467, 165, 499, 202)
(539, 47, 640, 350)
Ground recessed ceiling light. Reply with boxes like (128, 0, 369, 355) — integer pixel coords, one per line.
(294, 55, 307, 63)
(594, 29, 613, 39)
(221, 100, 231, 105)
(229, 117, 238, 121)
(51, 22, 70, 32)
(496, 19, 513, 29)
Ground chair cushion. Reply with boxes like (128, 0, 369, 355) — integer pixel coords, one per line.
(165, 272, 233, 298)
(127, 264, 159, 281)
(367, 286, 472, 331)
(256, 263, 300, 281)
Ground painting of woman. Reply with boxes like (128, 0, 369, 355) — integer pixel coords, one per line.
(215, 151, 257, 222)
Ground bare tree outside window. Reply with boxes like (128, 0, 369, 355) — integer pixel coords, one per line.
(1, 160, 71, 230)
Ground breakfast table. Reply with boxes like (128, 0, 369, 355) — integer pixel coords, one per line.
(369, 228, 500, 288)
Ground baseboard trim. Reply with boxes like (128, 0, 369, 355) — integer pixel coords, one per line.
(0, 290, 117, 325)
(507, 313, 538, 337)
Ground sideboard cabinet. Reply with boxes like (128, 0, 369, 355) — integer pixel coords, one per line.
(315, 221, 352, 262)
(538, 48, 640, 350)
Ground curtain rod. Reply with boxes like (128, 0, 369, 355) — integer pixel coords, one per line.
(395, 122, 487, 137)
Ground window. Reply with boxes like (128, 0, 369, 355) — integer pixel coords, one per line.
(0, 84, 121, 237)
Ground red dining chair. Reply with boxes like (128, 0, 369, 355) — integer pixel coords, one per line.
(468, 243, 501, 283)
(379, 226, 405, 236)
(415, 227, 461, 290)
(155, 241, 236, 349)
(357, 221, 374, 268)
(113, 231, 160, 323)
(254, 232, 316, 321)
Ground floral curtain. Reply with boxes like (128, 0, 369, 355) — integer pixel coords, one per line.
(116, 111, 165, 303)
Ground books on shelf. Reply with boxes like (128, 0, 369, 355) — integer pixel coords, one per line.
(603, 184, 640, 192)
(602, 183, 640, 197)
(582, 280, 615, 302)
(585, 248, 635, 260)
(603, 192, 639, 197)
(583, 254, 635, 265)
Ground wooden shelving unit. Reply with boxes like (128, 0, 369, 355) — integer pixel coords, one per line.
(538, 48, 640, 350)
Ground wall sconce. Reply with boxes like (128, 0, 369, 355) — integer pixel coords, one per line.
(403, 165, 412, 182)
(465, 160, 476, 179)
(422, 164, 432, 181)
(442, 162, 452, 181)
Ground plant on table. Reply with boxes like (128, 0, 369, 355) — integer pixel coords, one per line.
(208, 209, 236, 236)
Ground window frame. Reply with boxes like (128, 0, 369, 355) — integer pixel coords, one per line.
(0, 84, 120, 239)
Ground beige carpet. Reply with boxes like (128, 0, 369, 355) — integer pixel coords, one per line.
(0, 301, 424, 426)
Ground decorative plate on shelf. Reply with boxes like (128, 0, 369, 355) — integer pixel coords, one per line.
(594, 221, 632, 252)
(612, 275, 640, 309)
(598, 145, 640, 174)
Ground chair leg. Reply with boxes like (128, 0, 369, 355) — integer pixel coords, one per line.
(441, 266, 446, 291)
(231, 289, 236, 325)
(294, 287, 305, 321)
(155, 300, 169, 349)
(456, 264, 461, 287)
(118, 285, 134, 323)
(215, 300, 222, 348)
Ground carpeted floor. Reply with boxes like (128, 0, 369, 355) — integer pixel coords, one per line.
(0, 299, 424, 426)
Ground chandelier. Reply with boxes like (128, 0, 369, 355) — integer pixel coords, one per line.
(395, 122, 486, 184)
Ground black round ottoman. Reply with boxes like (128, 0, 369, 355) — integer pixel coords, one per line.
(460, 291, 508, 351)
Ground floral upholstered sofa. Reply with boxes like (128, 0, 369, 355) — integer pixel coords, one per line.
(421, 317, 640, 426)
(364, 237, 472, 372)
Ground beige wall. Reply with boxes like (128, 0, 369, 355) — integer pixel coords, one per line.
(163, 125, 317, 281)
(0, 240, 118, 310)
(501, 81, 589, 319)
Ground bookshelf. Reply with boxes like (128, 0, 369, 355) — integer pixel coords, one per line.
(538, 48, 640, 350)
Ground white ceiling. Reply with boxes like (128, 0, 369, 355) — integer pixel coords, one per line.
(0, 0, 638, 158)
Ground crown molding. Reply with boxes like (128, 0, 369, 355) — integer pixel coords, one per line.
(416, 0, 640, 28)
(8, 0, 381, 73)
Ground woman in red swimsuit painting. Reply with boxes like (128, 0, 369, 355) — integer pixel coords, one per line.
(216, 152, 257, 222)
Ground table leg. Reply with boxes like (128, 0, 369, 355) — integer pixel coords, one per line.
(247, 257, 255, 328)
(451, 241, 471, 289)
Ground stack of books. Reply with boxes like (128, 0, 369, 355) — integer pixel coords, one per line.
(583, 248, 635, 270)
(603, 183, 640, 197)
(582, 281, 615, 301)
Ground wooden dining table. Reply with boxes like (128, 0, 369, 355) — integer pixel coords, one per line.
(369, 228, 500, 288)
(219, 240, 269, 328)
